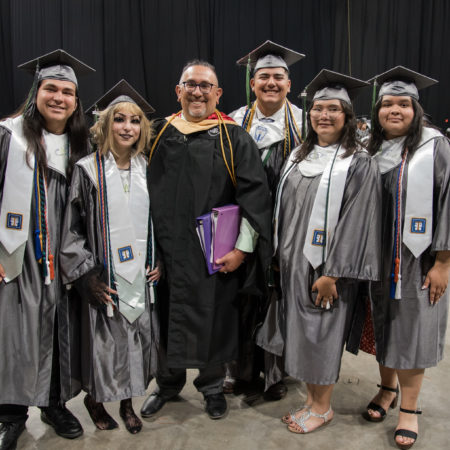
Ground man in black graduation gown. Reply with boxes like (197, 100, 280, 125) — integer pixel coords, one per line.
(141, 60, 271, 419)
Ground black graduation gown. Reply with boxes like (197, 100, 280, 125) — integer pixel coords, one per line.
(148, 118, 271, 369)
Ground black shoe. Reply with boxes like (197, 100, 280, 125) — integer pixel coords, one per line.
(0, 422, 25, 450)
(204, 393, 227, 420)
(140, 393, 167, 418)
(40, 405, 83, 439)
(265, 381, 288, 401)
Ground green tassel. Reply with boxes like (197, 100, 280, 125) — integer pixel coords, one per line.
(301, 89, 307, 138)
(371, 79, 378, 125)
(246, 56, 251, 109)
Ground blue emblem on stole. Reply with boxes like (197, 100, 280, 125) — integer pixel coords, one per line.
(410, 218, 426, 234)
(254, 125, 268, 143)
(6, 213, 23, 230)
(312, 230, 325, 246)
(118, 245, 134, 262)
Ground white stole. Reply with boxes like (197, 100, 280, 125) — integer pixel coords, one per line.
(104, 153, 149, 323)
(303, 146, 353, 269)
(0, 116, 68, 282)
(273, 144, 353, 268)
(374, 127, 441, 259)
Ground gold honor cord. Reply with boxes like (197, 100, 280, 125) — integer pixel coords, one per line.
(148, 110, 236, 187)
(215, 109, 236, 187)
(244, 101, 257, 133)
(287, 101, 303, 144)
(283, 102, 290, 159)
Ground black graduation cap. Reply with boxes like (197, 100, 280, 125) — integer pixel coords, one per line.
(86, 79, 155, 115)
(301, 69, 369, 104)
(236, 40, 305, 72)
(368, 66, 438, 100)
(18, 49, 95, 86)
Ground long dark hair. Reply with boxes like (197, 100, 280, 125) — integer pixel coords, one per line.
(10, 81, 89, 179)
(294, 100, 360, 163)
(367, 96, 424, 158)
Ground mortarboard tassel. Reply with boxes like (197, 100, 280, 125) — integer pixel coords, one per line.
(246, 56, 252, 109)
(300, 89, 307, 139)
(370, 79, 378, 125)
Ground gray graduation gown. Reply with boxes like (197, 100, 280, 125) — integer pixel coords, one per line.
(371, 136, 450, 369)
(59, 154, 158, 402)
(0, 122, 81, 406)
(257, 151, 381, 385)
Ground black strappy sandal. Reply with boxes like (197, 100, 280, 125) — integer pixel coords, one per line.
(394, 407, 422, 449)
(364, 384, 399, 422)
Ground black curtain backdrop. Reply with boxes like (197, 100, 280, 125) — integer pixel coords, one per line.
(0, 0, 449, 129)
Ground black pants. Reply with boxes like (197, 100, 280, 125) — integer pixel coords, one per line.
(155, 363, 225, 400)
(0, 317, 61, 424)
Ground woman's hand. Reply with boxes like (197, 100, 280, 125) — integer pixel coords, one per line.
(312, 276, 339, 309)
(0, 263, 5, 283)
(422, 250, 450, 305)
(146, 265, 161, 283)
(216, 248, 246, 273)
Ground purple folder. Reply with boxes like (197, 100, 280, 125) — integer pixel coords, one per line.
(196, 204, 241, 275)
(211, 204, 241, 270)
(196, 212, 217, 275)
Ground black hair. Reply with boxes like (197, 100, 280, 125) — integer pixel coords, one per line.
(367, 96, 424, 158)
(179, 60, 219, 84)
(10, 80, 89, 179)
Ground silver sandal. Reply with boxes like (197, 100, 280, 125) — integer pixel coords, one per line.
(281, 405, 310, 424)
(288, 406, 333, 434)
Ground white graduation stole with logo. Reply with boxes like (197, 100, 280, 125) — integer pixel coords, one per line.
(104, 153, 149, 323)
(402, 128, 438, 257)
(303, 146, 353, 269)
(250, 106, 285, 150)
(0, 117, 34, 282)
(375, 127, 441, 259)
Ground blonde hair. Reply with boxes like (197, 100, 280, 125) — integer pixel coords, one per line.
(90, 102, 153, 157)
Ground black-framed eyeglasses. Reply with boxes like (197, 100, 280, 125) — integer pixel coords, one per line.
(181, 81, 215, 94)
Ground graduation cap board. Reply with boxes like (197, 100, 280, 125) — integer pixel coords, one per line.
(302, 69, 369, 105)
(18, 49, 95, 87)
(236, 40, 305, 72)
(368, 65, 438, 101)
(86, 79, 155, 115)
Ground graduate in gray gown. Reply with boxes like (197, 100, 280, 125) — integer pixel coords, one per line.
(59, 80, 159, 434)
(363, 67, 450, 450)
(0, 50, 94, 448)
(257, 70, 381, 434)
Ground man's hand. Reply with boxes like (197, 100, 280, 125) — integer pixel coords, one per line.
(216, 248, 246, 273)
(422, 250, 450, 305)
(312, 275, 339, 309)
(0, 263, 5, 283)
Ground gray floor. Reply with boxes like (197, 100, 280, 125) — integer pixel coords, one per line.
(18, 319, 450, 450)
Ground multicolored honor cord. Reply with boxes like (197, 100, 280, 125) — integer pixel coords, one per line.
(33, 160, 54, 284)
(95, 151, 118, 313)
(390, 149, 408, 299)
